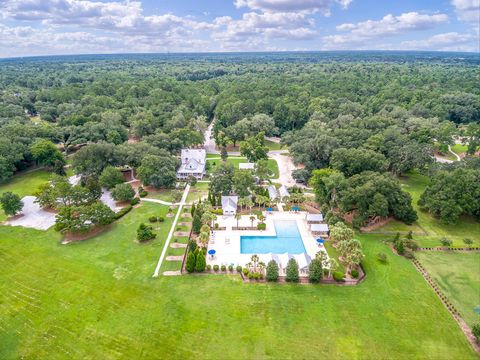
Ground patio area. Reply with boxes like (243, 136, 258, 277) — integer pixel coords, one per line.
(206, 211, 329, 276)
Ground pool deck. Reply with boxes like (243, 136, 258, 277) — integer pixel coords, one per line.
(206, 211, 328, 271)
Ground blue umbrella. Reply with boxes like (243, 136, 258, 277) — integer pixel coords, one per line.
(292, 206, 300, 211)
(316, 238, 325, 244)
(267, 207, 273, 212)
(208, 249, 216, 255)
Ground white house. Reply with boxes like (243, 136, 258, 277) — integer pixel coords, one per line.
(221, 196, 238, 215)
(176, 149, 206, 180)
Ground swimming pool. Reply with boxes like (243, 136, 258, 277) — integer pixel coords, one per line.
(240, 220, 306, 254)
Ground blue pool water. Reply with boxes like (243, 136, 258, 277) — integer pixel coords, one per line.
(240, 220, 306, 254)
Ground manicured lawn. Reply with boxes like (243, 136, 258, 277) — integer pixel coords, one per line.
(376, 171, 480, 247)
(0, 169, 52, 221)
(416, 251, 480, 327)
(147, 188, 177, 202)
(451, 144, 468, 156)
(186, 182, 209, 203)
(207, 157, 279, 179)
(0, 216, 475, 359)
(264, 139, 284, 151)
(0, 169, 51, 198)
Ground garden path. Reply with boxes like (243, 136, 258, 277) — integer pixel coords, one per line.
(152, 184, 190, 277)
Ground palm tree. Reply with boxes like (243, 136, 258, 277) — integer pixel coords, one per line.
(250, 215, 256, 227)
(238, 197, 247, 211)
(235, 213, 241, 228)
(251, 254, 259, 272)
(245, 197, 254, 213)
(327, 258, 338, 278)
(256, 195, 268, 209)
(258, 214, 266, 224)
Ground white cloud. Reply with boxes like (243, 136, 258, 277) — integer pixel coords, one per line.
(234, 0, 352, 14)
(323, 12, 449, 49)
(211, 11, 317, 50)
(401, 32, 479, 51)
(451, 0, 480, 32)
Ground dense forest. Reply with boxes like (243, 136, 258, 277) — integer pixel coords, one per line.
(0, 52, 479, 225)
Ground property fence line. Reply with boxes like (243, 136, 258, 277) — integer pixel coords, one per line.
(412, 258, 480, 353)
(416, 247, 480, 252)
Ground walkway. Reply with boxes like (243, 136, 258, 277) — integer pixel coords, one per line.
(152, 184, 190, 277)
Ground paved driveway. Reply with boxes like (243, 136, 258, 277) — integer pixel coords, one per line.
(6, 196, 56, 230)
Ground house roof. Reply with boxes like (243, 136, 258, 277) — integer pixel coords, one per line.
(310, 223, 329, 232)
(268, 185, 278, 200)
(279, 185, 289, 198)
(178, 149, 206, 174)
(306, 213, 324, 222)
(221, 196, 238, 212)
(239, 162, 255, 170)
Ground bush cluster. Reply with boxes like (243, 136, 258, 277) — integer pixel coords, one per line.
(131, 197, 140, 205)
(333, 271, 345, 282)
(136, 223, 156, 242)
(113, 205, 132, 220)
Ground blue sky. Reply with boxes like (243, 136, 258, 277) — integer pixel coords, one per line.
(0, 0, 478, 57)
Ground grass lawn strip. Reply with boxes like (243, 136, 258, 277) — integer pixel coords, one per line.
(152, 184, 190, 277)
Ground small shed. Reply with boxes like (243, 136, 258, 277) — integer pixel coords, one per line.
(221, 196, 238, 216)
(306, 213, 324, 223)
(267, 185, 278, 201)
(310, 223, 329, 235)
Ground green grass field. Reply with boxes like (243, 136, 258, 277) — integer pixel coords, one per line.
(0, 169, 52, 221)
(416, 252, 480, 327)
(207, 156, 279, 179)
(0, 218, 475, 359)
(375, 171, 480, 247)
(451, 144, 468, 156)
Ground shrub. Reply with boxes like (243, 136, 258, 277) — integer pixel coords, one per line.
(228, 265, 233, 271)
(195, 251, 206, 272)
(214, 223, 219, 229)
(158, 216, 165, 222)
(131, 197, 140, 205)
(266, 260, 279, 282)
(257, 223, 266, 230)
(351, 269, 359, 278)
(404, 250, 415, 259)
(253, 272, 260, 280)
(149, 216, 158, 223)
(188, 240, 197, 253)
(440, 237, 452, 247)
(242, 268, 249, 276)
(206, 264, 211, 271)
(236, 265, 242, 272)
(186, 251, 196, 273)
(99, 166, 124, 189)
(136, 223, 156, 242)
(114, 205, 132, 220)
(463, 238, 474, 247)
(333, 271, 345, 282)
(394, 240, 405, 255)
(213, 265, 219, 272)
(406, 239, 419, 251)
(472, 323, 480, 341)
(308, 258, 323, 283)
(248, 272, 255, 279)
(376, 252, 388, 263)
(139, 190, 148, 198)
(285, 258, 299, 282)
(111, 183, 135, 202)
(221, 265, 226, 272)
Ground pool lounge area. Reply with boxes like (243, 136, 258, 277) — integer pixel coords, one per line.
(206, 212, 329, 275)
